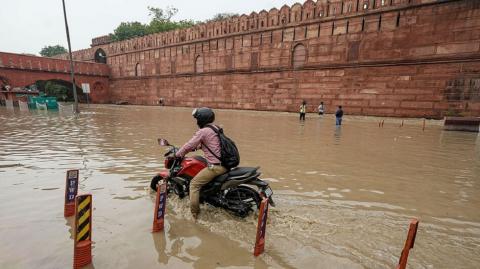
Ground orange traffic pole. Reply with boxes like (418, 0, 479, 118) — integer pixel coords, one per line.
(396, 219, 419, 269)
(73, 194, 93, 269)
(254, 197, 269, 256)
(64, 170, 79, 217)
(152, 181, 168, 233)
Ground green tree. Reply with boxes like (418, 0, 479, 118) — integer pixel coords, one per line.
(148, 6, 178, 22)
(109, 6, 196, 41)
(110, 22, 148, 42)
(44, 81, 69, 101)
(207, 13, 239, 22)
(39, 45, 67, 57)
(147, 19, 195, 35)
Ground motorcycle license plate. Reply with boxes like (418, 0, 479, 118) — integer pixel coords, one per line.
(263, 187, 273, 198)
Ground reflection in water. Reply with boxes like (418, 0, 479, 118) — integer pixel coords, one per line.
(65, 217, 75, 240)
(152, 232, 169, 265)
(334, 125, 342, 144)
(0, 105, 479, 269)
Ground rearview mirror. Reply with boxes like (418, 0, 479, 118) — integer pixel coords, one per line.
(158, 138, 170, 146)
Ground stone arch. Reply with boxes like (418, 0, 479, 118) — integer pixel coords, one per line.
(303, 0, 316, 20)
(135, 63, 141, 77)
(0, 75, 10, 90)
(249, 12, 258, 30)
(195, 55, 204, 73)
(94, 48, 107, 64)
(268, 8, 279, 26)
(92, 81, 106, 95)
(229, 17, 239, 33)
(214, 21, 222, 36)
(291, 3, 303, 23)
(31, 79, 84, 101)
(259, 10, 268, 28)
(362, 0, 370, 10)
(292, 43, 307, 69)
(280, 5, 291, 25)
(240, 15, 249, 31)
(93, 81, 105, 90)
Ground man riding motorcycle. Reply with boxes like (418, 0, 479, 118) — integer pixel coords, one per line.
(175, 107, 226, 219)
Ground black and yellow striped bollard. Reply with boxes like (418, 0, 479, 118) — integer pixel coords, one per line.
(73, 194, 93, 269)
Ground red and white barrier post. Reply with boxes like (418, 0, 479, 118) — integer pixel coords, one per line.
(254, 197, 269, 256)
(73, 194, 93, 269)
(64, 170, 79, 217)
(152, 180, 168, 233)
(397, 219, 419, 269)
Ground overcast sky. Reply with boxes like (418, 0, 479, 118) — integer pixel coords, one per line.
(0, 0, 300, 55)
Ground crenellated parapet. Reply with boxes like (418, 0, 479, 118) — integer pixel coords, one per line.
(91, 35, 112, 47)
(0, 52, 109, 77)
(76, 0, 429, 60)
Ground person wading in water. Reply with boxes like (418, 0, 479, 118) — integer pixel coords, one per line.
(299, 100, 307, 121)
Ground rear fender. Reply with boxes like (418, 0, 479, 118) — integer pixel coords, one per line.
(242, 180, 276, 207)
(221, 176, 257, 191)
(247, 178, 268, 188)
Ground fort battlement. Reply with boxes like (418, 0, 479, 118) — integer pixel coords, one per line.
(61, 0, 480, 118)
(67, 0, 437, 61)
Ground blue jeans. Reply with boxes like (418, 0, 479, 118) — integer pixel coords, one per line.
(336, 117, 342, 125)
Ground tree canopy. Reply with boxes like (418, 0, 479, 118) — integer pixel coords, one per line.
(39, 45, 67, 57)
(108, 7, 243, 42)
(109, 6, 195, 42)
(207, 13, 239, 22)
(110, 22, 148, 41)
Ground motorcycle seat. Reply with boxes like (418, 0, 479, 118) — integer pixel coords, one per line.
(213, 167, 259, 183)
(228, 167, 258, 178)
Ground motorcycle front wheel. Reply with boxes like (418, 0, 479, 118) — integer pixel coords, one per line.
(150, 175, 163, 191)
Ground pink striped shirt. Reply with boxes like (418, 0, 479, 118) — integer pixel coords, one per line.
(175, 124, 221, 164)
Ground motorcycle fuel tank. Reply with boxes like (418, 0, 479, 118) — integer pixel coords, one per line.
(177, 156, 207, 178)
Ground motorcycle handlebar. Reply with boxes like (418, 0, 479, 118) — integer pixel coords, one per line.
(163, 146, 179, 157)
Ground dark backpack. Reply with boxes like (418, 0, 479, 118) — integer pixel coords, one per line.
(203, 125, 240, 169)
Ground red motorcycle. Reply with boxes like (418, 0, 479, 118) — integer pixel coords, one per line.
(150, 138, 274, 217)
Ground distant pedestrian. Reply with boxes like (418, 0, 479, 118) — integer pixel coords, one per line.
(318, 102, 325, 115)
(299, 100, 307, 121)
(335, 106, 344, 126)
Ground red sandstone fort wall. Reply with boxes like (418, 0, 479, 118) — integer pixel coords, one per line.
(0, 52, 110, 103)
(70, 0, 480, 118)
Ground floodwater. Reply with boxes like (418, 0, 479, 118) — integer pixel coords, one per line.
(0, 105, 479, 269)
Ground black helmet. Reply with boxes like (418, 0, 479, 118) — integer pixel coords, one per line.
(192, 107, 215, 128)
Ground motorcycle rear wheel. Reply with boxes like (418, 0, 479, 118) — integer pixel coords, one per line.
(225, 186, 261, 211)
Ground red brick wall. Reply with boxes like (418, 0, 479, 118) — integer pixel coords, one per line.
(78, 0, 480, 117)
(108, 61, 480, 118)
(0, 52, 110, 103)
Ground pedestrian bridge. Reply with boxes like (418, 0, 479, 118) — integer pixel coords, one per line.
(0, 52, 110, 103)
